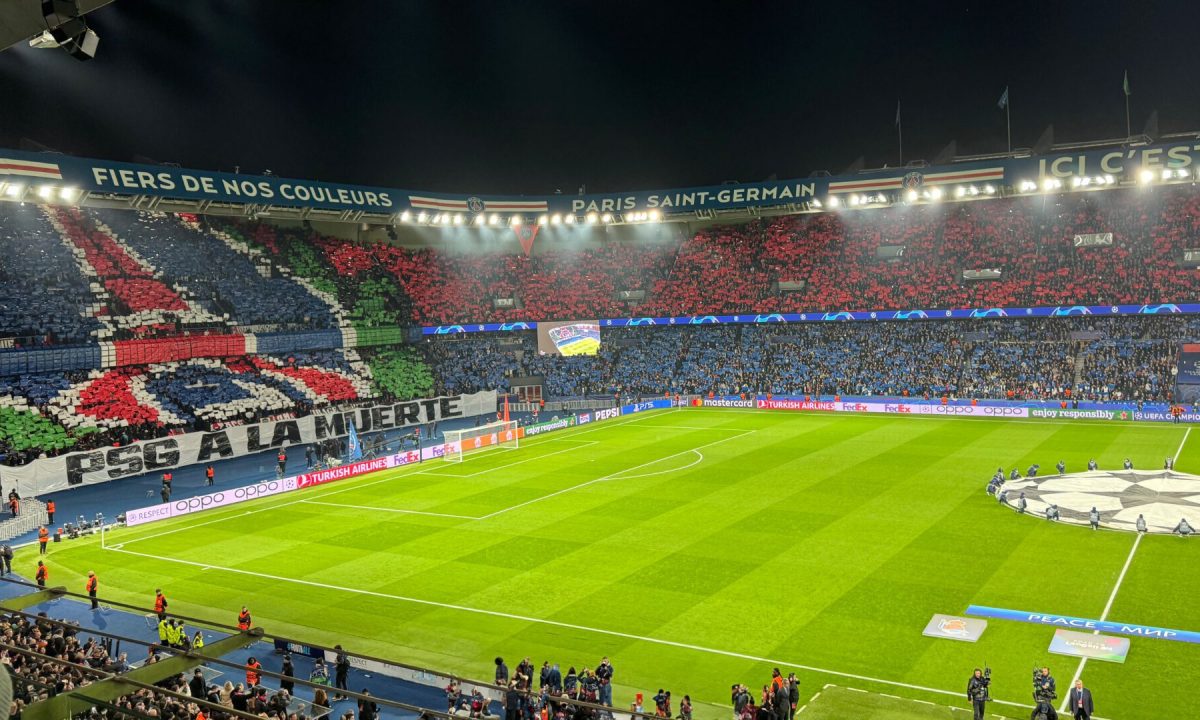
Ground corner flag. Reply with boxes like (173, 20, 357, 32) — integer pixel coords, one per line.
(997, 87, 1009, 110)
(347, 420, 363, 462)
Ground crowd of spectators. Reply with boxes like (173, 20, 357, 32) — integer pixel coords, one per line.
(245, 184, 1200, 325)
(0, 611, 114, 716)
(424, 316, 1200, 402)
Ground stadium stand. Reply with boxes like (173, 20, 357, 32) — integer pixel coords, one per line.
(2, 184, 1200, 463)
(0, 204, 104, 346)
(95, 209, 338, 330)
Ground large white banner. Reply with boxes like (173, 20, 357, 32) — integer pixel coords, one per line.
(1, 391, 496, 496)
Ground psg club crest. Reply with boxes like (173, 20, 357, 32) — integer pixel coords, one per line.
(466, 196, 485, 213)
(938, 617, 970, 638)
(922, 613, 986, 642)
(902, 171, 924, 190)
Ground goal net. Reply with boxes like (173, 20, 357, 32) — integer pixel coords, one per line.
(441, 420, 520, 462)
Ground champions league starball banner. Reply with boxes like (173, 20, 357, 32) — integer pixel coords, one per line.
(5, 391, 496, 496)
(423, 303, 1200, 335)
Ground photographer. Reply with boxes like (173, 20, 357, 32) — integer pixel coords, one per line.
(966, 668, 989, 720)
(1032, 666, 1057, 720)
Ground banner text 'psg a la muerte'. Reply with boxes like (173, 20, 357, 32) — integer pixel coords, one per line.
(3, 391, 496, 496)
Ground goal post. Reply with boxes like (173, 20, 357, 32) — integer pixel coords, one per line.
(441, 420, 520, 462)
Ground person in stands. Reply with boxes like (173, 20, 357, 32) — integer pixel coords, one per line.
(0, 543, 11, 575)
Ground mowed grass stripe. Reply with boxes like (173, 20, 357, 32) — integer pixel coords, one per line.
(29, 410, 1200, 720)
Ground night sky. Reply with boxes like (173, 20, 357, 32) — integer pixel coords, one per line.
(1, 0, 1197, 195)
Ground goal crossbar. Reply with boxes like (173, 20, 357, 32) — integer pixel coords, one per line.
(441, 420, 520, 462)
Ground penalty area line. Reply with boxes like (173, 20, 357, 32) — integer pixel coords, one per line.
(102, 542, 1031, 711)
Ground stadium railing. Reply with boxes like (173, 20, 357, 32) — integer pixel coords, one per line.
(0, 576, 664, 720)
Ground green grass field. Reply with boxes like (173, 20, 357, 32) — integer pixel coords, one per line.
(28, 409, 1200, 719)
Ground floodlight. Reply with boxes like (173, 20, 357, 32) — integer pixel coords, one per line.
(601, 213, 613, 223)
(954, 186, 966, 198)
(59, 187, 78, 200)
(565, 214, 576, 224)
(511, 215, 523, 226)
(930, 187, 943, 200)
(1140, 169, 1155, 184)
(648, 209, 661, 221)
(551, 214, 562, 225)
(827, 196, 839, 208)
(474, 214, 485, 226)
(906, 190, 918, 202)
(4, 184, 23, 198)
(984, 185, 996, 194)
(37, 185, 53, 199)
(400, 210, 411, 222)
(453, 214, 464, 225)
(417, 212, 427, 223)
(586, 213, 599, 224)
(489, 214, 500, 226)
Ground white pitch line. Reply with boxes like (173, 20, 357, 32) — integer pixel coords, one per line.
(601, 450, 704, 481)
(632, 425, 757, 431)
(473, 430, 755, 520)
(301, 500, 479, 520)
(1060, 531, 1143, 714)
(101, 542, 1034, 708)
(112, 410, 682, 547)
(1174, 426, 1191, 463)
(416, 441, 599, 479)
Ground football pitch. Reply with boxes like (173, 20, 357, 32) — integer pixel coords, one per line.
(32, 409, 1200, 719)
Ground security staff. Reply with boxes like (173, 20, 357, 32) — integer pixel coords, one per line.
(34, 560, 47, 587)
(237, 606, 252, 630)
(85, 571, 98, 609)
(246, 656, 262, 687)
(154, 588, 168, 620)
(46, 499, 55, 524)
(966, 668, 989, 720)
(205, 464, 215, 486)
(157, 617, 171, 646)
(38, 526, 49, 555)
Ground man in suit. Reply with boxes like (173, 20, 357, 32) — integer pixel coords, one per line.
(1067, 679, 1094, 720)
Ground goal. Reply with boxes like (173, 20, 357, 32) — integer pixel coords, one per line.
(441, 420, 520, 462)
